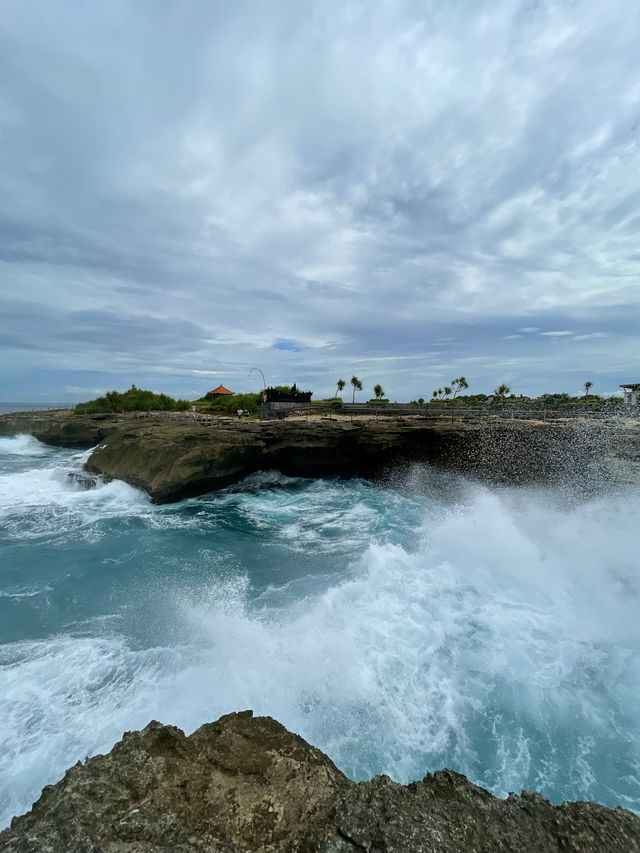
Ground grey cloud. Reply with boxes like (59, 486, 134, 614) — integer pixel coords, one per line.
(1, 0, 640, 402)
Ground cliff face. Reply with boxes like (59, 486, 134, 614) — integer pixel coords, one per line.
(0, 412, 123, 448)
(2, 411, 638, 502)
(1, 711, 638, 853)
(82, 417, 640, 502)
(83, 419, 455, 502)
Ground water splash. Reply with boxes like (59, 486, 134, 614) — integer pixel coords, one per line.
(0, 443, 639, 828)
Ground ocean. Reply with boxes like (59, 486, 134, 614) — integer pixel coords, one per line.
(0, 432, 639, 828)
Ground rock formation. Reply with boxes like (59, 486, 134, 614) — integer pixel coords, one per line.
(1, 411, 638, 502)
(1, 711, 639, 852)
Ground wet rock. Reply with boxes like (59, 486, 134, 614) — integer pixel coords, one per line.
(1, 712, 639, 853)
(0, 711, 347, 853)
(2, 411, 639, 502)
(0, 413, 122, 448)
(316, 771, 640, 852)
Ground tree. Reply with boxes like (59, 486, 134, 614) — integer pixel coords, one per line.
(417, 397, 425, 405)
(443, 386, 452, 399)
(584, 380, 593, 399)
(493, 383, 510, 400)
(451, 376, 468, 399)
(335, 378, 346, 398)
(350, 375, 363, 402)
(373, 383, 384, 399)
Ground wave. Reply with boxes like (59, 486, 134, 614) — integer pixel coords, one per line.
(0, 448, 148, 541)
(172, 485, 640, 807)
(1, 459, 639, 827)
(0, 434, 49, 456)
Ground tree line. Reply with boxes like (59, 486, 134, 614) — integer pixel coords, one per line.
(76, 378, 617, 416)
(331, 376, 615, 407)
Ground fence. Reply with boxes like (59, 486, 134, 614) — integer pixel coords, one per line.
(334, 403, 634, 421)
(0, 403, 74, 414)
(3, 403, 636, 426)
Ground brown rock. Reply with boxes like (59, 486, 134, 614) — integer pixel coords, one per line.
(2, 712, 639, 853)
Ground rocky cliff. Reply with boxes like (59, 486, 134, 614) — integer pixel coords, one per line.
(1, 711, 638, 853)
(2, 411, 638, 502)
(0, 412, 124, 448)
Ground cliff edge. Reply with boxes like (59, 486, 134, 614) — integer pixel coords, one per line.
(1, 711, 638, 853)
(2, 411, 639, 502)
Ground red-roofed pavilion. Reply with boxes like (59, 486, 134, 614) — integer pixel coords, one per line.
(206, 385, 234, 398)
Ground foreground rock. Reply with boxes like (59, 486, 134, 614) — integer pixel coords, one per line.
(1, 711, 638, 852)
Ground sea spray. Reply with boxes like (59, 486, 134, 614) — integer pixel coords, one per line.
(0, 438, 639, 828)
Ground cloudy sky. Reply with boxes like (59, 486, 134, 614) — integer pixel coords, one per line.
(1, 0, 639, 403)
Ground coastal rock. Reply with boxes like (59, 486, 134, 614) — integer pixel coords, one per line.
(83, 417, 636, 502)
(83, 419, 454, 502)
(1, 711, 639, 853)
(0, 412, 122, 448)
(2, 411, 639, 502)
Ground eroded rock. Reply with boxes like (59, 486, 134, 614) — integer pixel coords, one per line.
(1, 712, 639, 853)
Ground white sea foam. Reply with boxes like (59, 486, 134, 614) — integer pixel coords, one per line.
(0, 449, 148, 540)
(0, 634, 183, 828)
(0, 434, 49, 456)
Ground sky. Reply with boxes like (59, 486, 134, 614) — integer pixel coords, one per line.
(1, 0, 639, 403)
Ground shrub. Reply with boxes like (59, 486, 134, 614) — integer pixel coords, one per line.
(75, 385, 190, 414)
(197, 392, 262, 416)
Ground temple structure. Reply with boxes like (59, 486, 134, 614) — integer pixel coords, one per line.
(620, 383, 640, 406)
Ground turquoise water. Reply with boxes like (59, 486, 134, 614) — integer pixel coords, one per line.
(1, 433, 639, 826)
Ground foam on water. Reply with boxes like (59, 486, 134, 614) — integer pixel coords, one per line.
(0, 440, 639, 827)
(0, 434, 49, 456)
(0, 444, 148, 541)
(170, 486, 640, 804)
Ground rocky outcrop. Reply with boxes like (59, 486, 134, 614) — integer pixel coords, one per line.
(83, 419, 457, 502)
(82, 417, 640, 502)
(2, 411, 639, 502)
(1, 711, 638, 853)
(0, 412, 123, 448)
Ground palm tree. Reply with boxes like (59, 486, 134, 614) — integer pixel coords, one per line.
(451, 376, 468, 399)
(443, 386, 452, 399)
(373, 383, 384, 399)
(350, 375, 363, 403)
(335, 378, 346, 399)
(493, 383, 510, 400)
(584, 380, 593, 399)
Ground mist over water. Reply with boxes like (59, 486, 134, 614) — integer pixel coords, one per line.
(0, 435, 639, 827)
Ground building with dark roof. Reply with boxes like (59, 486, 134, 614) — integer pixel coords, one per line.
(620, 383, 640, 406)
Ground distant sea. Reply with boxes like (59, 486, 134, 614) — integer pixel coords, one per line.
(0, 432, 639, 828)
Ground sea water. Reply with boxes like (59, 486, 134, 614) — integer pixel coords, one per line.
(0, 433, 639, 827)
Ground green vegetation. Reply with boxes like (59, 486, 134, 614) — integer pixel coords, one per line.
(451, 377, 468, 399)
(75, 385, 190, 414)
(312, 398, 344, 408)
(423, 391, 623, 409)
(350, 376, 363, 402)
(335, 378, 346, 398)
(195, 392, 262, 416)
